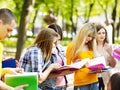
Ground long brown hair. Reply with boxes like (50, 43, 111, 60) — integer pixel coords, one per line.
(33, 28, 59, 62)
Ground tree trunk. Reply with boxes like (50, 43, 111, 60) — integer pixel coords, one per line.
(111, 0, 117, 43)
(32, 9, 38, 35)
(15, 0, 35, 60)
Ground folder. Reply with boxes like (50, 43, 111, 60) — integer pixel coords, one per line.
(5, 72, 38, 90)
(2, 58, 16, 68)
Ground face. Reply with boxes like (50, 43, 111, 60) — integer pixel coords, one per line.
(0, 20, 16, 40)
(96, 28, 106, 42)
(85, 34, 93, 43)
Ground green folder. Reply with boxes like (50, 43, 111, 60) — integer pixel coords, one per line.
(5, 72, 38, 90)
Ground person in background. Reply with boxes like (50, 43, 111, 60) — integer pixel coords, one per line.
(19, 28, 61, 90)
(66, 22, 98, 90)
(95, 23, 116, 90)
(48, 23, 67, 90)
(107, 72, 120, 90)
(0, 8, 28, 90)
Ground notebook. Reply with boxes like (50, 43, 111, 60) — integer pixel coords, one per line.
(51, 58, 89, 74)
(5, 72, 38, 90)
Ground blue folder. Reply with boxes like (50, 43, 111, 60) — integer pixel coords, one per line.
(2, 58, 16, 68)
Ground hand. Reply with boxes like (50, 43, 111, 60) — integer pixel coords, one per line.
(2, 68, 24, 75)
(14, 68, 24, 73)
(49, 63, 61, 70)
(104, 44, 112, 54)
(14, 84, 29, 90)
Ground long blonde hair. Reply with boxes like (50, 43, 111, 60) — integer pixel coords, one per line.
(71, 23, 97, 61)
(33, 28, 59, 62)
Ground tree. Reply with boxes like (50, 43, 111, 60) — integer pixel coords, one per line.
(15, 0, 35, 60)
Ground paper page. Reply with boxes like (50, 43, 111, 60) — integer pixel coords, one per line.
(51, 58, 90, 73)
(87, 56, 107, 70)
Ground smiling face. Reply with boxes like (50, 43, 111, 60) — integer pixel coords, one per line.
(96, 28, 106, 43)
(0, 19, 16, 40)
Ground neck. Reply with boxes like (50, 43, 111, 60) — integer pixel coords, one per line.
(97, 41, 104, 46)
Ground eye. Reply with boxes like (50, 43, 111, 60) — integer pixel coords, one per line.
(7, 28, 13, 32)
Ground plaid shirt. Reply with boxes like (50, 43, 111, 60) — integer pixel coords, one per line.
(19, 46, 45, 76)
(19, 45, 67, 89)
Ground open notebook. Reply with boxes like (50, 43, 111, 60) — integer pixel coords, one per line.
(51, 58, 89, 74)
(5, 72, 38, 90)
(51, 56, 107, 74)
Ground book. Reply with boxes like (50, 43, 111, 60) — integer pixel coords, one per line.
(112, 47, 120, 60)
(49, 56, 106, 77)
(51, 58, 89, 74)
(2, 58, 16, 68)
(89, 66, 111, 73)
(86, 56, 107, 70)
(5, 72, 38, 90)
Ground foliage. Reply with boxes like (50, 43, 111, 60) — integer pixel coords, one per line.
(1, 37, 71, 48)
(115, 38, 120, 44)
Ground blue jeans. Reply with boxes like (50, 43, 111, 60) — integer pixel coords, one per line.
(42, 86, 67, 90)
(74, 82, 99, 90)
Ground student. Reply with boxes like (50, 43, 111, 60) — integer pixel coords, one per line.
(0, 8, 28, 90)
(95, 23, 116, 90)
(107, 72, 120, 90)
(19, 28, 61, 90)
(48, 23, 67, 90)
(66, 22, 98, 90)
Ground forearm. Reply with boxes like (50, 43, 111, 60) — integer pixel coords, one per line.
(38, 65, 53, 84)
(108, 55, 116, 67)
(0, 80, 14, 90)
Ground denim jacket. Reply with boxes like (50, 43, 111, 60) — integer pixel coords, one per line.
(39, 44, 67, 89)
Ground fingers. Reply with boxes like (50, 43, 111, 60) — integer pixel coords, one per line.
(15, 68, 24, 73)
(21, 84, 29, 87)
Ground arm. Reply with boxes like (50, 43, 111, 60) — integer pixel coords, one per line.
(0, 80, 28, 90)
(104, 44, 116, 67)
(0, 80, 14, 90)
(38, 63, 60, 84)
(24, 48, 60, 84)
